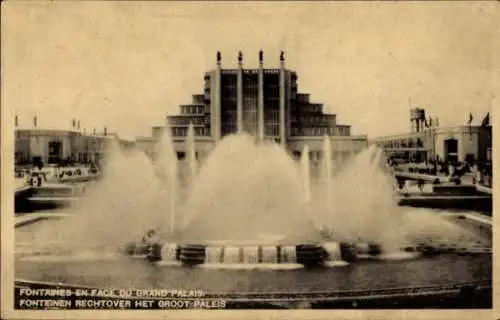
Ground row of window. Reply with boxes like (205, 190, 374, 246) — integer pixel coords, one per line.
(243, 75, 259, 86)
(222, 87, 287, 98)
(77, 152, 102, 163)
(264, 86, 281, 99)
(377, 138, 424, 149)
(243, 86, 259, 96)
(221, 86, 237, 99)
(264, 125, 280, 136)
(299, 116, 333, 125)
(168, 116, 209, 126)
(14, 151, 103, 164)
(242, 100, 259, 113)
(171, 127, 211, 137)
(300, 104, 323, 114)
(180, 105, 205, 115)
(243, 70, 259, 75)
(263, 69, 280, 74)
(291, 126, 349, 137)
(291, 150, 357, 161)
(205, 83, 296, 99)
(296, 94, 310, 103)
(264, 110, 280, 123)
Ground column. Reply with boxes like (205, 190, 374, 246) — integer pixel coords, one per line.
(237, 52, 244, 133)
(258, 50, 264, 140)
(279, 51, 286, 147)
(286, 72, 291, 140)
(211, 52, 222, 142)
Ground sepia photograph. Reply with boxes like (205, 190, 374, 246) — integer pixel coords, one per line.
(1, 1, 497, 319)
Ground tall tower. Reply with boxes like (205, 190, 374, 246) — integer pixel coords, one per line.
(410, 108, 426, 133)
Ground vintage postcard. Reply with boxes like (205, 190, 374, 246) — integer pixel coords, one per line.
(1, 1, 497, 319)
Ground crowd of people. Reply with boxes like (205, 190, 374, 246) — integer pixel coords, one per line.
(389, 158, 493, 188)
(15, 160, 100, 186)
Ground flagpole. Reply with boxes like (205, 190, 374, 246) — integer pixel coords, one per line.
(466, 108, 472, 140)
(408, 97, 412, 132)
(469, 109, 473, 140)
(15, 115, 19, 143)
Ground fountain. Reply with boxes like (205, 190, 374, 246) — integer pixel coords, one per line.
(319, 144, 407, 250)
(178, 134, 315, 244)
(323, 242, 348, 267)
(29, 139, 167, 255)
(32, 134, 461, 265)
(16, 129, 491, 296)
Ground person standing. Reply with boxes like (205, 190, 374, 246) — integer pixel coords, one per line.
(471, 163, 478, 184)
(417, 178, 424, 192)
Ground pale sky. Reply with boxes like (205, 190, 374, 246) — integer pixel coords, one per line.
(2, 2, 498, 140)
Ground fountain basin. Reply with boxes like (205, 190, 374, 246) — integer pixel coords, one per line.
(124, 240, 494, 268)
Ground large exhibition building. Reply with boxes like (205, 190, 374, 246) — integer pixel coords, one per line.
(136, 51, 368, 163)
(14, 127, 134, 166)
(371, 108, 492, 164)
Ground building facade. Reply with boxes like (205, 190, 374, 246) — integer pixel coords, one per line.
(371, 108, 492, 163)
(15, 129, 135, 166)
(136, 51, 368, 163)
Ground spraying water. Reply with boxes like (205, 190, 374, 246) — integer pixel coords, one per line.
(27, 129, 478, 261)
(300, 145, 311, 203)
(322, 145, 408, 250)
(178, 134, 316, 244)
(153, 127, 178, 235)
(31, 139, 166, 253)
(322, 136, 333, 229)
(186, 123, 198, 185)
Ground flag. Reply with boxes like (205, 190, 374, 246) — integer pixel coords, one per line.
(467, 113, 473, 124)
(481, 112, 490, 126)
(104, 126, 107, 136)
(15, 115, 18, 127)
(77, 121, 81, 130)
(72, 118, 76, 128)
(33, 116, 37, 127)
